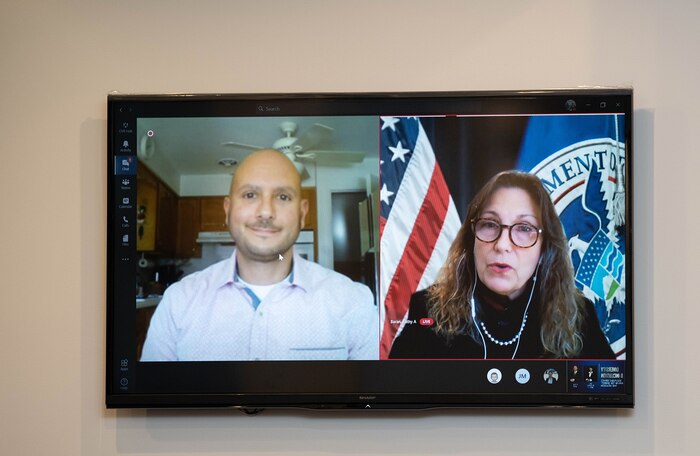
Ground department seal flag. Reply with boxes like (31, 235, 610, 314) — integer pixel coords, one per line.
(517, 114, 628, 358)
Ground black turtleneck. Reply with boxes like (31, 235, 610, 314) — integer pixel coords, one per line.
(472, 279, 541, 359)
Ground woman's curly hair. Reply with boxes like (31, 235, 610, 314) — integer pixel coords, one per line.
(427, 170, 586, 358)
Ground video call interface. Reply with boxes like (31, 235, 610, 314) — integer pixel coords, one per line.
(109, 93, 631, 399)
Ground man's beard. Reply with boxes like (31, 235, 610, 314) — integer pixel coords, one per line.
(234, 221, 298, 262)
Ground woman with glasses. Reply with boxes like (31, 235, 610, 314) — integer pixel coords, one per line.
(388, 170, 614, 359)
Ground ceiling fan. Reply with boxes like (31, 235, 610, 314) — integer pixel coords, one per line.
(221, 121, 365, 177)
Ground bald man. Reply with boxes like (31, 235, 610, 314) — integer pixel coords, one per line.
(141, 150, 379, 361)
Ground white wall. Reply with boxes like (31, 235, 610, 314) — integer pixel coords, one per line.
(1, 1, 698, 455)
(179, 173, 233, 196)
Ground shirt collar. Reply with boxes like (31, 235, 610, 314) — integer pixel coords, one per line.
(211, 251, 238, 290)
(289, 252, 310, 292)
(215, 248, 309, 292)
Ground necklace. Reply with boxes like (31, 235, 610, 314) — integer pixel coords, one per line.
(472, 266, 540, 358)
(479, 313, 528, 346)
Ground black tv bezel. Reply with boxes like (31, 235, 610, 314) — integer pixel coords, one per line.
(106, 89, 634, 410)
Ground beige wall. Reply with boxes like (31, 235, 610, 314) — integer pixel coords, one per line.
(1, 1, 698, 454)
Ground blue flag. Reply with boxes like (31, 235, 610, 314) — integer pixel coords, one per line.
(517, 115, 627, 358)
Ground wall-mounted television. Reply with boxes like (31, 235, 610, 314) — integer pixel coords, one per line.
(107, 89, 633, 409)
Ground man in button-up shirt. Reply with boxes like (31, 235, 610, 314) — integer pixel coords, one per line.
(141, 149, 379, 361)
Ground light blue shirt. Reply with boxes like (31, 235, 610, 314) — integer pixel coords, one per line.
(141, 250, 379, 361)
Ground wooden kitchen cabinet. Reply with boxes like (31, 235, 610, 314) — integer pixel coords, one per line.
(155, 182, 177, 254)
(199, 196, 227, 231)
(300, 187, 317, 231)
(136, 168, 158, 251)
(136, 163, 177, 255)
(176, 197, 202, 257)
(171, 195, 227, 259)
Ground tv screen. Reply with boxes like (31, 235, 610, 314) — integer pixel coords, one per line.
(107, 90, 633, 409)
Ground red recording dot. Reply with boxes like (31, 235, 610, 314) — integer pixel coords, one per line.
(147, 130, 154, 137)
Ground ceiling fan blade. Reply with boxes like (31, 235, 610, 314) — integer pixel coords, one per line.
(294, 123, 334, 151)
(221, 141, 264, 150)
(299, 150, 365, 164)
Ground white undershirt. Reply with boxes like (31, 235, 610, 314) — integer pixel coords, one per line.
(238, 274, 291, 301)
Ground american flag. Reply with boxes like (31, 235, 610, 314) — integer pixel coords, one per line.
(379, 117, 462, 358)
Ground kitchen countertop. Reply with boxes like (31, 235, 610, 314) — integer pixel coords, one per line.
(136, 295, 162, 309)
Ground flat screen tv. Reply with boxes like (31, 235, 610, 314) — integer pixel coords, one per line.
(107, 89, 633, 409)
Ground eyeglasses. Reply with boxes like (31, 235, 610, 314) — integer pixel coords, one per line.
(471, 218, 543, 248)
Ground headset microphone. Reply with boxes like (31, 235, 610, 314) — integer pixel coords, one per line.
(471, 266, 488, 359)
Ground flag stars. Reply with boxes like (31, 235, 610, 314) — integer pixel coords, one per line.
(389, 141, 411, 163)
(381, 116, 400, 131)
(380, 183, 395, 205)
